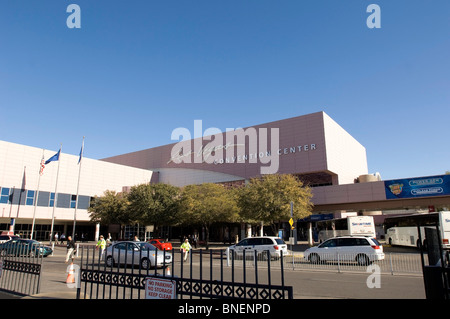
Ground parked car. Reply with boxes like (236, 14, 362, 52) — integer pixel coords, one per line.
(105, 241, 172, 269)
(304, 236, 385, 265)
(0, 239, 53, 257)
(148, 239, 173, 251)
(229, 236, 288, 260)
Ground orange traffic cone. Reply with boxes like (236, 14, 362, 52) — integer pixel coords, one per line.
(165, 266, 171, 276)
(66, 262, 76, 284)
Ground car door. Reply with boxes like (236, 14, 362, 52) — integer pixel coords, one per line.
(318, 238, 338, 260)
(126, 242, 141, 265)
(336, 237, 357, 261)
(113, 242, 127, 264)
(243, 238, 261, 258)
(248, 238, 263, 257)
(234, 239, 249, 256)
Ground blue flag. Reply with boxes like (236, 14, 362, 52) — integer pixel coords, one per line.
(45, 149, 60, 165)
(78, 139, 84, 164)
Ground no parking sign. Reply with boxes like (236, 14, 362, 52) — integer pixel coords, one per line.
(145, 277, 176, 299)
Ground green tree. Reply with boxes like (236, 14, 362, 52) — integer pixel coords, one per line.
(127, 183, 181, 237)
(179, 183, 240, 249)
(237, 174, 312, 235)
(88, 190, 130, 237)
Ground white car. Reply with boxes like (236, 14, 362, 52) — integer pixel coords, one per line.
(304, 236, 385, 265)
(229, 236, 288, 260)
(105, 241, 172, 269)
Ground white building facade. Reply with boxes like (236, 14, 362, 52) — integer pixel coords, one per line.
(0, 141, 153, 240)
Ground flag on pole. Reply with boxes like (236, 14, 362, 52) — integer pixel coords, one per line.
(78, 137, 85, 164)
(45, 149, 61, 165)
(39, 159, 45, 176)
(39, 151, 45, 176)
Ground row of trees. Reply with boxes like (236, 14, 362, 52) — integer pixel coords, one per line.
(88, 174, 313, 247)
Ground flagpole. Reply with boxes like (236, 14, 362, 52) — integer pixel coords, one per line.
(31, 149, 45, 240)
(49, 144, 62, 244)
(72, 136, 84, 239)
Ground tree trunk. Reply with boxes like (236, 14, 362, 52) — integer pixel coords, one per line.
(204, 224, 210, 250)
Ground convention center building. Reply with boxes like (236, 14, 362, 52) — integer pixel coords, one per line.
(103, 112, 368, 188)
(2, 112, 449, 241)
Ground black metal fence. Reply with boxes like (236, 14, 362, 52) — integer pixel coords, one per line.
(77, 245, 293, 300)
(419, 225, 450, 299)
(0, 242, 44, 296)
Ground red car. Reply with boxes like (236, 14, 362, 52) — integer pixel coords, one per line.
(148, 239, 173, 251)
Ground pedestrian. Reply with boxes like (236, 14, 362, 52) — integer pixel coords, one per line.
(133, 235, 139, 241)
(106, 233, 112, 244)
(60, 233, 66, 244)
(96, 235, 106, 258)
(193, 234, 198, 248)
(65, 235, 76, 263)
(180, 238, 191, 262)
(55, 233, 59, 245)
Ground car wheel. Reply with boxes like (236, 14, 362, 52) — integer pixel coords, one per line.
(106, 256, 115, 267)
(309, 253, 320, 264)
(356, 254, 370, 266)
(141, 258, 151, 270)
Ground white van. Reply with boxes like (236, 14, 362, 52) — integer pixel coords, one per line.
(229, 236, 288, 260)
(304, 236, 385, 265)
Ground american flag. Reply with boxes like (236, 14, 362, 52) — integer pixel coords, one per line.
(39, 158, 45, 176)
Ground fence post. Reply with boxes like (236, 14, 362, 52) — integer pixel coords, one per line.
(389, 253, 394, 275)
(337, 253, 341, 273)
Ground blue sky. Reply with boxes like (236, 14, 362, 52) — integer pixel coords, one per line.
(1, 0, 449, 181)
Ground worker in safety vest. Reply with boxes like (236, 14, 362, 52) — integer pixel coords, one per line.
(96, 235, 107, 258)
(180, 238, 192, 261)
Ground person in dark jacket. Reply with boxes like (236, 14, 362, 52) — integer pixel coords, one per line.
(65, 236, 76, 263)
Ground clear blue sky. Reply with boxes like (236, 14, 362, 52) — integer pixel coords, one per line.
(1, 1, 449, 181)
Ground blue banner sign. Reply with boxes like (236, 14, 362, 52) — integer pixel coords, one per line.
(385, 175, 450, 199)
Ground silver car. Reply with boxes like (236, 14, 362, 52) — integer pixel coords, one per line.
(105, 241, 172, 269)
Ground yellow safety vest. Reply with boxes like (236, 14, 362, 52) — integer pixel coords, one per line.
(97, 239, 106, 249)
(180, 242, 191, 251)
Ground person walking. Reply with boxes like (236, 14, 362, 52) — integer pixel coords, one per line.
(65, 236, 76, 263)
(96, 235, 106, 259)
(180, 238, 191, 262)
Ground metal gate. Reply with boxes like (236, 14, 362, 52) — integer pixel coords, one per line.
(419, 225, 450, 299)
(77, 245, 293, 299)
(0, 243, 44, 296)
